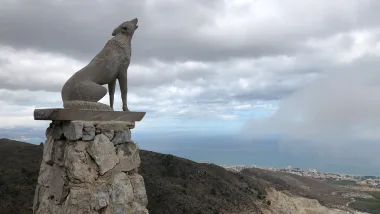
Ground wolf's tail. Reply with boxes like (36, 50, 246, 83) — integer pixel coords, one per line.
(63, 100, 113, 111)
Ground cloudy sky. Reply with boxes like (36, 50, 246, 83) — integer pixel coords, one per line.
(1, 0, 380, 175)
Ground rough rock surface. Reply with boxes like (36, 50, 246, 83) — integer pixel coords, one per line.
(82, 123, 96, 141)
(46, 121, 64, 139)
(42, 136, 55, 165)
(116, 141, 141, 172)
(87, 134, 119, 175)
(63, 121, 83, 141)
(112, 129, 131, 145)
(261, 188, 365, 214)
(64, 141, 98, 184)
(130, 174, 148, 206)
(103, 129, 115, 140)
(33, 121, 148, 214)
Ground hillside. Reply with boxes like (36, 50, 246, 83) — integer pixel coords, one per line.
(241, 167, 349, 208)
(140, 150, 267, 214)
(241, 168, 380, 213)
(0, 138, 43, 213)
(0, 139, 267, 214)
(0, 138, 371, 214)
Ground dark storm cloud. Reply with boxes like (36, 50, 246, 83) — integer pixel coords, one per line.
(0, 0, 225, 62)
(1, 0, 379, 113)
(1, 0, 380, 62)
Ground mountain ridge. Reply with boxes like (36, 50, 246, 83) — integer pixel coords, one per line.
(0, 138, 372, 214)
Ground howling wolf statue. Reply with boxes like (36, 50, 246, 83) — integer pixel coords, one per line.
(61, 18, 139, 111)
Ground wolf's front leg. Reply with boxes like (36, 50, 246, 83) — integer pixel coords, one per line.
(118, 72, 129, 111)
(108, 79, 116, 109)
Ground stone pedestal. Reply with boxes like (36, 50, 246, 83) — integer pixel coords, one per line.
(33, 109, 149, 214)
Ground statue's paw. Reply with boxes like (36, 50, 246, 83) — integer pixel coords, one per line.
(122, 105, 129, 111)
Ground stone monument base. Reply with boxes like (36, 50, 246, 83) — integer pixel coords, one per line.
(34, 108, 146, 122)
(33, 120, 149, 214)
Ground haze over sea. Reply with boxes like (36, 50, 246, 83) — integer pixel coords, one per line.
(1, 0, 380, 176)
(4, 119, 379, 176)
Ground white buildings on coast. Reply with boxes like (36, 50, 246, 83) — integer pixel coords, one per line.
(217, 164, 380, 188)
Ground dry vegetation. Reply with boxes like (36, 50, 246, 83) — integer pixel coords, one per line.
(0, 138, 377, 214)
(241, 168, 349, 208)
(139, 150, 270, 214)
(0, 139, 43, 213)
(0, 139, 268, 214)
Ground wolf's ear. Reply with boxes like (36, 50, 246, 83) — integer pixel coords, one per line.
(112, 27, 120, 36)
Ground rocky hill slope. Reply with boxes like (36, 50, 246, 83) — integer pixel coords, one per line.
(241, 167, 349, 208)
(0, 139, 42, 214)
(240, 168, 371, 214)
(0, 138, 267, 214)
(139, 150, 266, 214)
(0, 138, 370, 214)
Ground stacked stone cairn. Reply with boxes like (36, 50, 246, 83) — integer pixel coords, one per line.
(33, 120, 148, 214)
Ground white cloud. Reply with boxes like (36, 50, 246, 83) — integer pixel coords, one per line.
(0, 42, 321, 129)
(1, 0, 380, 173)
(305, 29, 380, 63)
(0, 45, 84, 92)
(0, 100, 49, 128)
(243, 60, 380, 166)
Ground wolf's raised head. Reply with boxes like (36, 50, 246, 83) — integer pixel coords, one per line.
(112, 18, 138, 37)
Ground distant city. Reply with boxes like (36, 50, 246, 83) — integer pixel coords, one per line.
(214, 164, 380, 189)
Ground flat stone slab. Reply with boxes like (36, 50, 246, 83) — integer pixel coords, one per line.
(34, 108, 146, 122)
